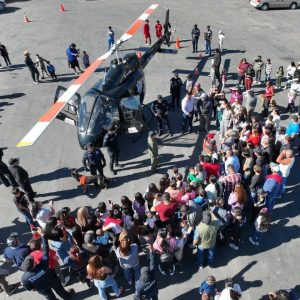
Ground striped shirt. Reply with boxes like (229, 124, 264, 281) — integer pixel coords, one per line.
(265, 63, 272, 75)
(219, 173, 242, 192)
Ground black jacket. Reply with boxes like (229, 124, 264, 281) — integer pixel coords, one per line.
(151, 100, 169, 117)
(9, 165, 29, 184)
(170, 77, 182, 94)
(82, 148, 106, 169)
(103, 133, 119, 153)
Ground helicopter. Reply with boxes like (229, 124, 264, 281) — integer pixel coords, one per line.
(17, 4, 172, 149)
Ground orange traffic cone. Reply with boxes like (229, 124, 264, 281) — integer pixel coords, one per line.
(60, 3, 65, 12)
(194, 67, 199, 76)
(23, 13, 30, 23)
(136, 51, 142, 59)
(175, 37, 180, 49)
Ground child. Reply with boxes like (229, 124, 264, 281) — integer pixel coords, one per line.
(145, 211, 156, 232)
(265, 58, 272, 82)
(46, 61, 57, 80)
(82, 51, 90, 69)
(221, 68, 227, 92)
(170, 166, 179, 181)
(199, 276, 217, 299)
(287, 90, 296, 113)
(275, 66, 284, 89)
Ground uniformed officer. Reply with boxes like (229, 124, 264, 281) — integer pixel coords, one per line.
(170, 72, 182, 110)
(8, 158, 35, 203)
(103, 126, 123, 175)
(82, 143, 106, 186)
(151, 95, 172, 136)
(147, 131, 159, 173)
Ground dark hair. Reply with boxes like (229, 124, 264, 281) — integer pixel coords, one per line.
(134, 193, 145, 206)
(29, 239, 41, 251)
(148, 183, 159, 194)
(209, 175, 217, 184)
(203, 155, 212, 163)
(97, 202, 107, 213)
(51, 227, 65, 241)
(71, 226, 84, 247)
(44, 217, 58, 239)
(162, 192, 171, 202)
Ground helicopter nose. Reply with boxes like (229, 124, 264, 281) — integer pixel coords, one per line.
(78, 133, 95, 149)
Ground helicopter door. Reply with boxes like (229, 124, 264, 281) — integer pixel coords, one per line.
(120, 78, 145, 133)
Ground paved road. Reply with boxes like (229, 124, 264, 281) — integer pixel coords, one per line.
(0, 0, 300, 299)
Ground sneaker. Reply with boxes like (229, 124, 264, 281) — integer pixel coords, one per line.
(62, 275, 70, 287)
(249, 236, 256, 246)
(158, 264, 166, 275)
(33, 81, 39, 84)
(229, 243, 239, 251)
(170, 264, 176, 276)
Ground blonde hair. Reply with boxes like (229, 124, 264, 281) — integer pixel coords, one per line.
(77, 206, 90, 228)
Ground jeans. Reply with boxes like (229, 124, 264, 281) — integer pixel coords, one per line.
(238, 74, 245, 87)
(205, 40, 211, 55)
(266, 195, 276, 213)
(108, 149, 119, 172)
(108, 38, 114, 50)
(255, 70, 261, 82)
(182, 113, 193, 132)
(20, 209, 34, 226)
(122, 265, 140, 284)
(250, 228, 263, 243)
(200, 114, 211, 132)
(197, 246, 215, 267)
(192, 37, 199, 52)
(265, 74, 271, 82)
(280, 177, 287, 195)
(94, 276, 120, 300)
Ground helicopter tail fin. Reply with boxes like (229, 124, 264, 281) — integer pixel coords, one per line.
(163, 9, 171, 47)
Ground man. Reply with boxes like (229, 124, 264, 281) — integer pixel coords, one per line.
(181, 92, 194, 134)
(151, 95, 172, 136)
(224, 150, 240, 174)
(134, 244, 158, 300)
(147, 131, 158, 173)
(243, 89, 257, 122)
(253, 55, 264, 84)
(179, 200, 203, 232)
(0, 156, 17, 187)
(155, 20, 163, 39)
(193, 83, 206, 121)
(219, 164, 242, 201)
(21, 235, 74, 299)
(103, 127, 123, 175)
(204, 25, 212, 56)
(24, 51, 40, 84)
(154, 192, 177, 224)
(144, 19, 151, 45)
(66, 43, 83, 75)
(170, 72, 182, 109)
(213, 48, 222, 83)
(107, 26, 115, 50)
(0, 43, 12, 66)
(286, 114, 299, 139)
(191, 24, 200, 53)
(199, 93, 213, 133)
(193, 210, 219, 268)
(218, 30, 225, 52)
(35, 54, 49, 79)
(82, 143, 106, 185)
(3, 232, 30, 270)
(8, 157, 35, 203)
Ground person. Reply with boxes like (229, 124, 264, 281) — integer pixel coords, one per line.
(213, 48, 222, 84)
(21, 234, 75, 299)
(31, 200, 55, 228)
(204, 25, 212, 56)
(219, 104, 233, 138)
(3, 232, 30, 269)
(264, 58, 272, 82)
(224, 149, 240, 174)
(115, 231, 140, 286)
(216, 277, 242, 300)
(245, 64, 255, 90)
(275, 66, 284, 89)
(228, 184, 247, 211)
(199, 275, 217, 299)
(191, 24, 200, 53)
(107, 26, 115, 50)
(284, 61, 296, 90)
(218, 30, 225, 52)
(285, 114, 299, 139)
(144, 19, 151, 45)
(243, 89, 257, 122)
(134, 244, 158, 300)
(86, 255, 123, 300)
(221, 68, 227, 92)
(186, 74, 193, 93)
(260, 81, 275, 117)
(155, 20, 163, 39)
(0, 43, 12, 66)
(151, 95, 172, 136)
(237, 58, 250, 88)
(154, 192, 177, 224)
(46, 61, 57, 80)
(199, 93, 213, 133)
(170, 72, 182, 109)
(8, 157, 35, 203)
(35, 54, 49, 79)
(66, 43, 83, 75)
(253, 55, 264, 84)
(286, 90, 296, 113)
(24, 51, 40, 83)
(181, 92, 194, 134)
(268, 289, 299, 300)
(82, 50, 90, 68)
(193, 210, 219, 268)
(103, 126, 123, 175)
(82, 143, 107, 186)
(0, 157, 17, 187)
(147, 131, 159, 173)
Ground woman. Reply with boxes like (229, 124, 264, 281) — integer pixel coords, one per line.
(220, 103, 233, 138)
(229, 87, 243, 105)
(115, 231, 140, 286)
(284, 61, 296, 90)
(165, 180, 181, 201)
(247, 128, 261, 147)
(260, 81, 275, 117)
(76, 206, 99, 233)
(144, 183, 160, 210)
(87, 255, 123, 300)
(228, 184, 247, 210)
(237, 58, 250, 88)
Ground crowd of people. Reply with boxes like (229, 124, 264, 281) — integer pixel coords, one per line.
(1, 16, 300, 300)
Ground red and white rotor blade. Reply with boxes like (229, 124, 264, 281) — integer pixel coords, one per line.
(16, 51, 110, 147)
(118, 4, 159, 43)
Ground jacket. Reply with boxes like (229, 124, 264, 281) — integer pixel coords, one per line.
(9, 165, 29, 184)
(151, 100, 169, 116)
(103, 133, 119, 152)
(82, 148, 106, 169)
(253, 58, 264, 71)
